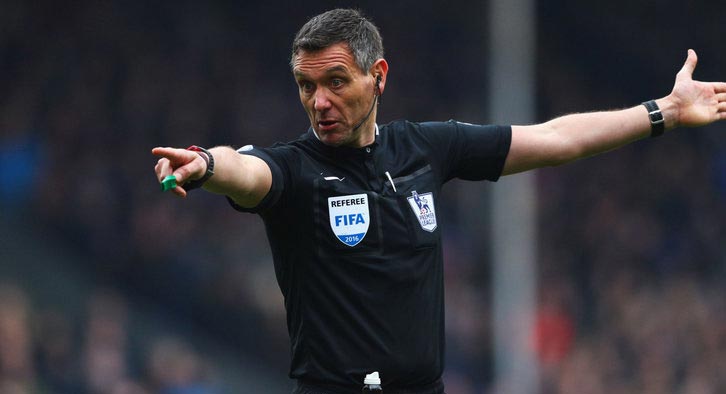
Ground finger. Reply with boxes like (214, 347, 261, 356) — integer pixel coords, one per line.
(172, 162, 199, 185)
(155, 158, 172, 181)
(151, 146, 174, 157)
(171, 185, 188, 198)
(155, 159, 183, 185)
(156, 170, 186, 197)
(156, 160, 190, 192)
(676, 49, 698, 81)
(152, 147, 182, 160)
(713, 82, 726, 94)
(151, 147, 193, 164)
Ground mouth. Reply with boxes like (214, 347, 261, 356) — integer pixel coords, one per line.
(317, 119, 340, 131)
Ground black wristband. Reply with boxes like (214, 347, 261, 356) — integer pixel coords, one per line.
(184, 145, 215, 190)
(642, 100, 665, 138)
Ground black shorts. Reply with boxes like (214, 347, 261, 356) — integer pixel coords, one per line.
(293, 378, 445, 394)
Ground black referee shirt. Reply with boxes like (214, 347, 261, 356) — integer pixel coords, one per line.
(230, 119, 511, 392)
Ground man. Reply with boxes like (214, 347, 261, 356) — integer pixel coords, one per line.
(153, 8, 726, 394)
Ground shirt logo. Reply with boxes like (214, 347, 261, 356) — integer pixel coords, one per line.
(407, 191, 437, 232)
(238, 145, 254, 152)
(328, 194, 370, 247)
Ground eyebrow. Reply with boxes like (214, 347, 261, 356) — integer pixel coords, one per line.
(325, 66, 349, 74)
(293, 65, 351, 79)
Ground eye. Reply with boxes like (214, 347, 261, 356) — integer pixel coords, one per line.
(299, 81, 314, 93)
(331, 78, 344, 88)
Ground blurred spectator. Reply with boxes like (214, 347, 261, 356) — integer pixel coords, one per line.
(83, 290, 130, 394)
(35, 308, 84, 393)
(534, 283, 575, 366)
(146, 336, 217, 394)
(0, 283, 35, 393)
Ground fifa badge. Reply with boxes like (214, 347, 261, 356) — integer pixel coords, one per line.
(328, 193, 370, 247)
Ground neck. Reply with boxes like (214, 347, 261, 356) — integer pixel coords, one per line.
(311, 122, 378, 148)
(354, 118, 377, 147)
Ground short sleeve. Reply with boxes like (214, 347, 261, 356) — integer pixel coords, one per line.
(226, 145, 287, 214)
(418, 120, 511, 182)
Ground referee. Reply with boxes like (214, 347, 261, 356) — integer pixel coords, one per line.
(153, 8, 726, 394)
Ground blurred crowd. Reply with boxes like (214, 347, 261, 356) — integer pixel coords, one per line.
(1, 1, 726, 393)
(533, 0, 726, 392)
(0, 282, 219, 394)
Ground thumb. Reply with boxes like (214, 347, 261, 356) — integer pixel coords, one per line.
(676, 49, 698, 81)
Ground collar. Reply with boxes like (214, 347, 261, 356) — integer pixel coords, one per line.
(308, 123, 381, 152)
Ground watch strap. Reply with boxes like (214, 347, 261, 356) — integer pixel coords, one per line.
(184, 145, 215, 190)
(642, 100, 665, 137)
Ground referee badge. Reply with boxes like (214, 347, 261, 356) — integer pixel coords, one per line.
(407, 191, 437, 232)
(328, 193, 370, 247)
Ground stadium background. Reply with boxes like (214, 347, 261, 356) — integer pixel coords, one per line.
(1, 1, 726, 393)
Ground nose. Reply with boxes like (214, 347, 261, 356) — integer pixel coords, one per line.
(313, 88, 332, 112)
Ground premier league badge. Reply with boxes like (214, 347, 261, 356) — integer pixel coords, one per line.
(328, 193, 370, 247)
(407, 190, 437, 232)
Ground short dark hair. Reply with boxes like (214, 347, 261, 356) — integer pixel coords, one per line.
(290, 8, 384, 73)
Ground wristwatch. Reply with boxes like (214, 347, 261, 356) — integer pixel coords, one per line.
(642, 100, 665, 137)
(184, 145, 215, 190)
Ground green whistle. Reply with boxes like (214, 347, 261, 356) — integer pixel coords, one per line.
(161, 175, 177, 192)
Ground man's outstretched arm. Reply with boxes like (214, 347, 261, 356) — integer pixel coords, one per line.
(503, 49, 726, 175)
(152, 146, 272, 208)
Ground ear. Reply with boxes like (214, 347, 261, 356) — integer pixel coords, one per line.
(370, 58, 389, 95)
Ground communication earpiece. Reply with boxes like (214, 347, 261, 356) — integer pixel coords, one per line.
(351, 74, 383, 132)
(375, 75, 382, 103)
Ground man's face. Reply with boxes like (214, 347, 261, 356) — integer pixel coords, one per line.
(293, 43, 378, 148)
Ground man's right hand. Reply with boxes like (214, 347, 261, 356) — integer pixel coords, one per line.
(152, 147, 208, 198)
